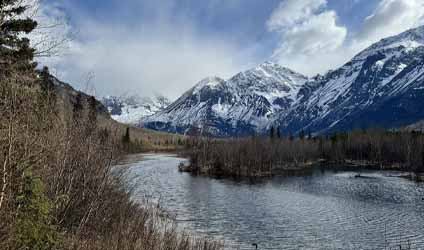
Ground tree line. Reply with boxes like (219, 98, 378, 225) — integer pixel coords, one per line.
(184, 129, 424, 178)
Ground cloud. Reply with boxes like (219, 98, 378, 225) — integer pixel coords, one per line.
(43, 1, 252, 100)
(267, 0, 327, 31)
(356, 0, 424, 46)
(267, 0, 347, 76)
(53, 29, 246, 99)
(268, 0, 424, 76)
(36, 0, 424, 99)
(19, 0, 72, 58)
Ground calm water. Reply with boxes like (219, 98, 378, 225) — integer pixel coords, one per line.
(125, 154, 424, 250)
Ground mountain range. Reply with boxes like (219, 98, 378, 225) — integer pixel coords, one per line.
(125, 26, 424, 137)
(101, 95, 170, 125)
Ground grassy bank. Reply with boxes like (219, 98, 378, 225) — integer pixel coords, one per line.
(97, 118, 185, 153)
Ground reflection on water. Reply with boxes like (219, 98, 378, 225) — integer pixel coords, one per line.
(126, 154, 424, 250)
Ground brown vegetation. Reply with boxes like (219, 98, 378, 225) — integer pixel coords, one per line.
(0, 65, 223, 250)
(106, 121, 188, 153)
(184, 129, 424, 178)
(0, 1, 222, 249)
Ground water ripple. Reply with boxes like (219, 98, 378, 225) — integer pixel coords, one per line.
(128, 154, 424, 250)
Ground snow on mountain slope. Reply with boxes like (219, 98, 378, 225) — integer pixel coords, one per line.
(280, 25, 424, 134)
(143, 26, 424, 136)
(143, 62, 308, 136)
(102, 95, 170, 125)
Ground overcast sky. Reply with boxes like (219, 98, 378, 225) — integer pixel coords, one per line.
(38, 0, 424, 99)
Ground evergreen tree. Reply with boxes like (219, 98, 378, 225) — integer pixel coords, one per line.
(122, 127, 130, 145)
(270, 126, 275, 139)
(308, 130, 312, 140)
(39, 66, 54, 94)
(299, 130, 305, 140)
(420, 150, 424, 173)
(0, 1, 38, 74)
(72, 93, 84, 121)
(277, 127, 281, 139)
(15, 168, 58, 250)
(87, 96, 97, 125)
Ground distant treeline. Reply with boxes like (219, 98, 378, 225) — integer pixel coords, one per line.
(184, 129, 424, 178)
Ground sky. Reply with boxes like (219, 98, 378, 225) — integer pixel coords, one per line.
(35, 0, 424, 99)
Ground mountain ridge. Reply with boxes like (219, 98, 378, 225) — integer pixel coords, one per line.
(102, 94, 171, 125)
(143, 25, 424, 136)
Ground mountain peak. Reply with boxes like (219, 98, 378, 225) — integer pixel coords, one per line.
(102, 94, 170, 125)
(259, 61, 280, 68)
(257, 61, 308, 81)
(143, 26, 424, 137)
(355, 25, 424, 61)
(192, 76, 225, 94)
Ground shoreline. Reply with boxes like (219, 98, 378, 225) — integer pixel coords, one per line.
(179, 158, 424, 182)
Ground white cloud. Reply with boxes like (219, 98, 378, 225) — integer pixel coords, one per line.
(49, 20, 247, 99)
(33, 0, 424, 99)
(267, 0, 327, 31)
(355, 0, 424, 47)
(19, 0, 72, 58)
(268, 0, 424, 77)
(267, 0, 347, 76)
(36, 1, 253, 99)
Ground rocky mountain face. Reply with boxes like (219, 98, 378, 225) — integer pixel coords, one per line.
(52, 76, 110, 118)
(280, 25, 424, 134)
(142, 63, 308, 136)
(143, 26, 424, 137)
(101, 95, 170, 125)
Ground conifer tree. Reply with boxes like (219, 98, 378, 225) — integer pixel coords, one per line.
(39, 66, 54, 94)
(277, 127, 281, 139)
(0, 0, 38, 74)
(299, 129, 305, 140)
(122, 127, 130, 145)
(270, 126, 275, 139)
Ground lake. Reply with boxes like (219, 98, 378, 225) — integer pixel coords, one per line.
(125, 154, 424, 250)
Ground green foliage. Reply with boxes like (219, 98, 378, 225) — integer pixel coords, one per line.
(0, 0, 38, 71)
(15, 168, 59, 250)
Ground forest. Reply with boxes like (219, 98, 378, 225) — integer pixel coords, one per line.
(184, 129, 424, 178)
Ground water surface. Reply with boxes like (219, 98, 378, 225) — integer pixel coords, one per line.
(126, 154, 424, 250)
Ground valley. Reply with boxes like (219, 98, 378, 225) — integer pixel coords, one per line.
(2, 1, 424, 249)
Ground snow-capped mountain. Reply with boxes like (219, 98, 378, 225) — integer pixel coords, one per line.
(279, 25, 424, 134)
(143, 26, 424, 136)
(142, 62, 308, 136)
(102, 94, 170, 125)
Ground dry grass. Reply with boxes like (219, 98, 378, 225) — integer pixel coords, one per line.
(99, 117, 188, 153)
(0, 69, 222, 250)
